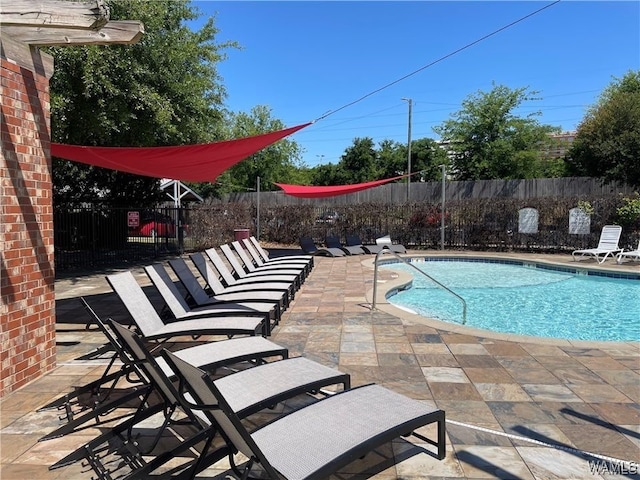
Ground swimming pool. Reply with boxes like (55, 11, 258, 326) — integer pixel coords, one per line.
(383, 258, 640, 342)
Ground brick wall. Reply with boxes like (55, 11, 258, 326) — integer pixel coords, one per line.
(1, 53, 56, 397)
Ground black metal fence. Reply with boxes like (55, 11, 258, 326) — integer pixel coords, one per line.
(53, 195, 640, 271)
(53, 206, 191, 270)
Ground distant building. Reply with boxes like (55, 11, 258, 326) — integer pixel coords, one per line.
(543, 131, 577, 159)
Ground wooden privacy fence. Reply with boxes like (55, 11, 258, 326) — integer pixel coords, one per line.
(223, 177, 633, 205)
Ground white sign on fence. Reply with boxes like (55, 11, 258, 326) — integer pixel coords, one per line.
(569, 207, 590, 234)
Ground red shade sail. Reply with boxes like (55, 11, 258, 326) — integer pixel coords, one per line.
(275, 175, 405, 198)
(51, 123, 310, 182)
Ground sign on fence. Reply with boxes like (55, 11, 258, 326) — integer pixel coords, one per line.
(127, 211, 140, 227)
(569, 208, 590, 234)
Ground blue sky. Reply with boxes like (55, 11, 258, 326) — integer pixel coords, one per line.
(191, 1, 639, 167)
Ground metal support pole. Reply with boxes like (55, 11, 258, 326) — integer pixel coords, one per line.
(256, 176, 261, 241)
(401, 98, 412, 202)
(441, 164, 446, 250)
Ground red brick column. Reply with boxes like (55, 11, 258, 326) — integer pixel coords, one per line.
(1, 52, 56, 397)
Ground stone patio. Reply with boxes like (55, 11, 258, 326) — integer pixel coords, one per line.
(1, 250, 638, 479)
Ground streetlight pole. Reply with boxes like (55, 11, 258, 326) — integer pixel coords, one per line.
(401, 98, 412, 202)
(440, 164, 446, 250)
(316, 154, 325, 164)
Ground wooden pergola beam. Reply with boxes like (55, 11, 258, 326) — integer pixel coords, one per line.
(0, 0, 109, 29)
(1, 21, 145, 46)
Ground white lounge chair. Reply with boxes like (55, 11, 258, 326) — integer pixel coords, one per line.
(376, 234, 407, 254)
(572, 225, 623, 264)
(616, 239, 640, 264)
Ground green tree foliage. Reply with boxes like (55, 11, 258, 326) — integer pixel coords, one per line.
(434, 84, 560, 180)
(376, 139, 406, 179)
(310, 137, 377, 186)
(339, 137, 378, 183)
(205, 105, 307, 196)
(567, 70, 640, 188)
(49, 0, 236, 206)
(409, 138, 450, 181)
(310, 136, 449, 186)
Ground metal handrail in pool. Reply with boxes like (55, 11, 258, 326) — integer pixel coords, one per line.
(372, 250, 468, 325)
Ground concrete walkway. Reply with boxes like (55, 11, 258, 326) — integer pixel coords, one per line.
(1, 251, 638, 479)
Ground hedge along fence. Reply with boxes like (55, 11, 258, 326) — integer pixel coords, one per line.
(188, 194, 640, 253)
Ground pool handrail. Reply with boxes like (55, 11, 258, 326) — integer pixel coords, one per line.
(372, 250, 467, 325)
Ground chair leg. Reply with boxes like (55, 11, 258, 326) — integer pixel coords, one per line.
(39, 385, 149, 441)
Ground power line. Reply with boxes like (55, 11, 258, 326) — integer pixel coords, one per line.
(313, 0, 562, 122)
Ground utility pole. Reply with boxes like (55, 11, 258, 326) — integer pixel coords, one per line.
(401, 98, 412, 202)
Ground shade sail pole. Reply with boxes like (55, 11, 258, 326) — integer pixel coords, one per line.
(441, 164, 446, 250)
(256, 176, 261, 241)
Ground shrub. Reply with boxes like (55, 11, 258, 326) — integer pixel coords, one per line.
(616, 193, 640, 228)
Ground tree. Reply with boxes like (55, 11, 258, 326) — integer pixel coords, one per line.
(409, 138, 450, 181)
(567, 70, 640, 187)
(339, 137, 379, 183)
(376, 139, 406, 179)
(207, 106, 307, 196)
(49, 0, 237, 206)
(434, 84, 559, 180)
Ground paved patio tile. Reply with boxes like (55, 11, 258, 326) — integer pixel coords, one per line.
(568, 384, 634, 403)
(521, 384, 584, 403)
(2, 251, 638, 480)
(515, 446, 608, 480)
(487, 401, 555, 426)
(422, 367, 471, 383)
(463, 367, 516, 383)
(415, 353, 461, 367)
(474, 383, 532, 402)
(454, 445, 535, 479)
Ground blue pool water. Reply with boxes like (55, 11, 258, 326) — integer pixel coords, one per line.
(384, 259, 640, 342)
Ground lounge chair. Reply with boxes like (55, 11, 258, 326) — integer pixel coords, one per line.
(231, 240, 308, 280)
(163, 349, 446, 480)
(189, 252, 294, 303)
(572, 225, 623, 264)
(617, 239, 640, 264)
(299, 235, 346, 257)
(204, 248, 297, 297)
(43, 297, 288, 443)
(249, 236, 314, 265)
(241, 238, 313, 275)
(106, 271, 269, 338)
(50, 318, 218, 478)
(325, 234, 366, 255)
(54, 320, 346, 479)
(346, 234, 386, 254)
(40, 297, 153, 442)
(220, 244, 303, 288)
(144, 263, 280, 324)
(169, 257, 289, 309)
(111, 320, 348, 423)
(226, 241, 306, 280)
(376, 234, 407, 254)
